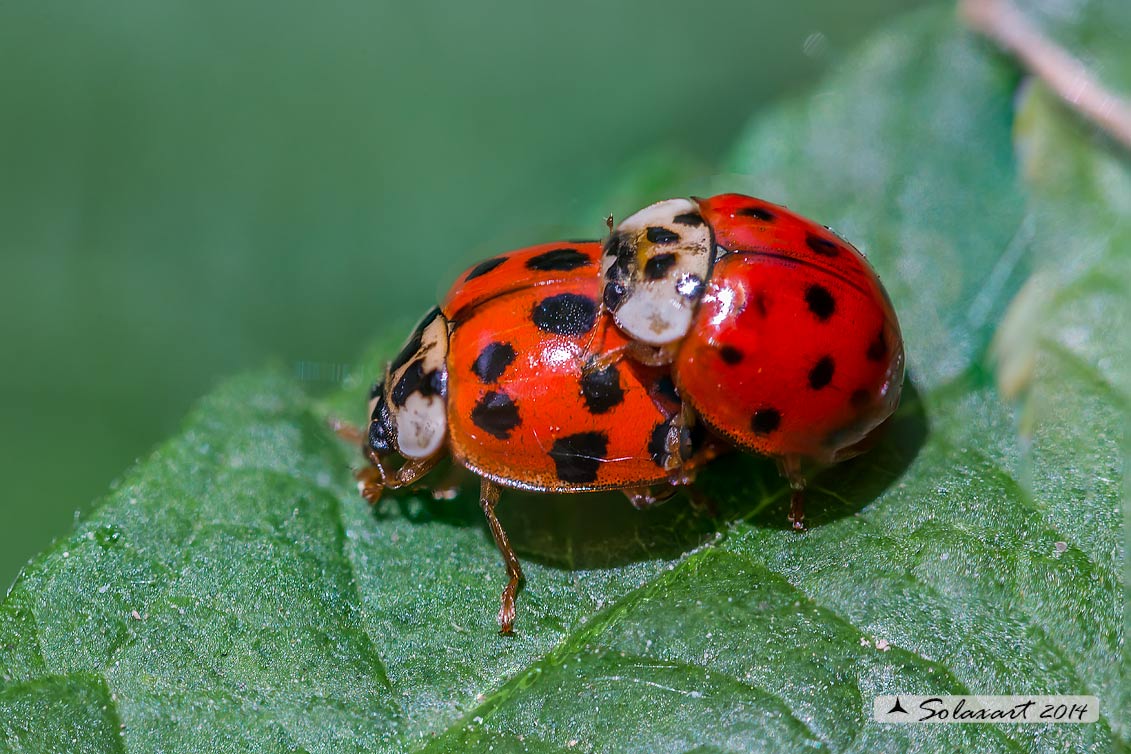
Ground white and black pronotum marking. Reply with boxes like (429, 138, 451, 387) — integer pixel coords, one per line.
(367, 307, 450, 460)
(601, 198, 715, 346)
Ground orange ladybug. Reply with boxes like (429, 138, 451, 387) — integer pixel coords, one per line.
(350, 241, 717, 635)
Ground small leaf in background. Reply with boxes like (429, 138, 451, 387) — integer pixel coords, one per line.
(1, 4, 1126, 754)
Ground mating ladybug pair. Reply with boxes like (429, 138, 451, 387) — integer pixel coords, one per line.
(340, 193, 904, 634)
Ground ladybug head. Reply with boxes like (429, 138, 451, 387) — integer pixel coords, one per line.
(601, 197, 715, 346)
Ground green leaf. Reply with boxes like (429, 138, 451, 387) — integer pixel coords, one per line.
(2, 6, 1126, 753)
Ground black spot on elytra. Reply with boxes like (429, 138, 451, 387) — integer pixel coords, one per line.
(644, 252, 678, 280)
(471, 342, 516, 383)
(753, 291, 769, 317)
(603, 281, 627, 310)
(738, 206, 775, 222)
(867, 328, 888, 362)
(646, 226, 680, 244)
(389, 307, 442, 374)
(806, 233, 840, 257)
(471, 391, 521, 440)
(549, 431, 608, 484)
(580, 364, 625, 414)
(751, 407, 781, 435)
(652, 374, 680, 405)
(525, 247, 591, 272)
(850, 388, 871, 408)
(719, 345, 744, 365)
(465, 256, 507, 281)
(808, 356, 835, 390)
(532, 293, 598, 336)
(805, 284, 836, 321)
(673, 212, 704, 226)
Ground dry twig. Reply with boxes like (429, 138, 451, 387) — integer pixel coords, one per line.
(959, 0, 1131, 149)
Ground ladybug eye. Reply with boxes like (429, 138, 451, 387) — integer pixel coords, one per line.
(600, 198, 715, 346)
(603, 280, 627, 309)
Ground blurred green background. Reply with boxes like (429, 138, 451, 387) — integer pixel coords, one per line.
(0, 0, 934, 588)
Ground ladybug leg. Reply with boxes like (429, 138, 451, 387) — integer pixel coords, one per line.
(580, 315, 632, 373)
(355, 450, 442, 504)
(788, 487, 806, 531)
(355, 464, 386, 504)
(622, 485, 679, 510)
(687, 487, 719, 518)
(385, 453, 443, 490)
(585, 342, 677, 372)
(581, 313, 672, 372)
(478, 478, 524, 635)
(777, 455, 807, 531)
(391, 457, 431, 487)
(583, 345, 630, 374)
(625, 341, 679, 367)
(580, 307, 612, 360)
(329, 417, 367, 445)
(655, 400, 702, 484)
(427, 463, 468, 501)
(580, 316, 676, 373)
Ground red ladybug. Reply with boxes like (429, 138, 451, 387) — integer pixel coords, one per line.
(348, 240, 719, 634)
(443, 242, 710, 497)
(600, 194, 904, 527)
(344, 195, 903, 634)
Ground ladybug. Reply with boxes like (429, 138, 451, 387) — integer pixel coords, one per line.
(600, 194, 904, 527)
(349, 240, 721, 634)
(344, 195, 903, 634)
